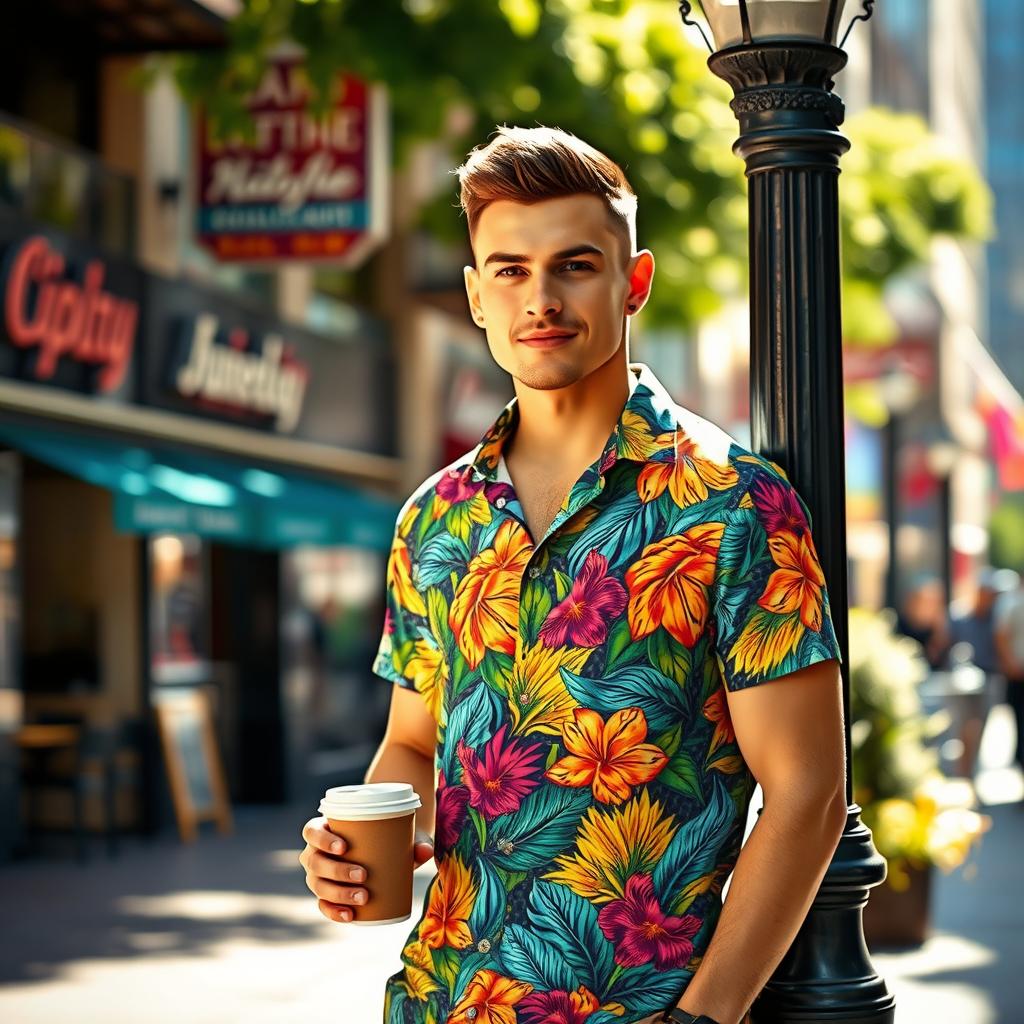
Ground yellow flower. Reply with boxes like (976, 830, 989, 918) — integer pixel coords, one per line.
(401, 938, 439, 1002)
(450, 519, 532, 668)
(389, 534, 426, 617)
(726, 609, 803, 677)
(506, 641, 593, 736)
(757, 529, 826, 631)
(635, 434, 738, 508)
(419, 854, 476, 950)
(542, 787, 676, 902)
(403, 640, 447, 723)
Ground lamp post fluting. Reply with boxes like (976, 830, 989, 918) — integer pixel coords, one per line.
(679, 3, 895, 1022)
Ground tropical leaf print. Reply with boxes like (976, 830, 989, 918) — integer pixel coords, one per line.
(651, 776, 735, 912)
(560, 665, 687, 736)
(494, 924, 576, 991)
(505, 642, 592, 736)
(528, 879, 616, 995)
(486, 785, 593, 872)
(565, 494, 660, 575)
(607, 963, 693, 1013)
(440, 682, 504, 782)
(417, 532, 470, 589)
(467, 858, 507, 944)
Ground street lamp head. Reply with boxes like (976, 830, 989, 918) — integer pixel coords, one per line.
(680, 0, 875, 54)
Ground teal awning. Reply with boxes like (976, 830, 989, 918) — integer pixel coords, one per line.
(0, 422, 397, 551)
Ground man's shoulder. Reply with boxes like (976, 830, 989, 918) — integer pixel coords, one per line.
(394, 449, 481, 521)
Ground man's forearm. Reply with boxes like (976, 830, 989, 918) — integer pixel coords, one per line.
(364, 739, 437, 839)
(675, 791, 846, 1024)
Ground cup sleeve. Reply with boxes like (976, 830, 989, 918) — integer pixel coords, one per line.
(710, 471, 842, 692)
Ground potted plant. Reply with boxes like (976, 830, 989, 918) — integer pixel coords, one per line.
(848, 608, 990, 947)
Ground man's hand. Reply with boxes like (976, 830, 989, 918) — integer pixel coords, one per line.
(299, 815, 435, 923)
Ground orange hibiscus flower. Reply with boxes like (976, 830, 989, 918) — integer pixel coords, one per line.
(626, 522, 725, 646)
(448, 969, 534, 1024)
(546, 706, 668, 804)
(702, 688, 735, 757)
(418, 854, 476, 950)
(635, 436, 738, 508)
(757, 529, 825, 631)
(450, 519, 533, 668)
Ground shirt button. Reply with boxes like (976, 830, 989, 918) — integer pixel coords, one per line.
(528, 565, 542, 579)
(495, 496, 507, 509)
(476, 938, 491, 953)
(467, 1009, 478, 1019)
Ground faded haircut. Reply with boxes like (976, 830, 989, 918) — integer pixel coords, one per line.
(455, 125, 637, 261)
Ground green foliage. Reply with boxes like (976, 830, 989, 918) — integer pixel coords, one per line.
(172, 0, 991, 334)
(988, 494, 1024, 573)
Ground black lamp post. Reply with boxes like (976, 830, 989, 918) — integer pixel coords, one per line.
(678, 3, 894, 1022)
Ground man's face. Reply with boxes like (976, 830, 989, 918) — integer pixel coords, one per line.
(464, 194, 653, 391)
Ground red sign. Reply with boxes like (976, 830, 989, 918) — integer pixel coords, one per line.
(2, 235, 137, 392)
(196, 58, 389, 267)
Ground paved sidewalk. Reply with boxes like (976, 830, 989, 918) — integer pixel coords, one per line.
(0, 709, 1021, 1024)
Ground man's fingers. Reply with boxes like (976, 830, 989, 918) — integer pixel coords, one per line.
(307, 876, 369, 906)
(305, 850, 367, 884)
(302, 816, 347, 854)
(317, 898, 355, 923)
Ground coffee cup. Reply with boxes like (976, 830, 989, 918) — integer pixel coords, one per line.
(319, 782, 422, 926)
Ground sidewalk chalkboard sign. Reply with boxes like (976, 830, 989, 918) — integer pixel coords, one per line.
(154, 688, 232, 842)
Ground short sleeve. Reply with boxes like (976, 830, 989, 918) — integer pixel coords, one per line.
(370, 500, 443, 721)
(710, 467, 842, 691)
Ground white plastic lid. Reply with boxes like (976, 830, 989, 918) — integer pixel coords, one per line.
(319, 782, 421, 821)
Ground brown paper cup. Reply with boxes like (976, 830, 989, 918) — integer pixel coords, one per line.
(320, 782, 422, 926)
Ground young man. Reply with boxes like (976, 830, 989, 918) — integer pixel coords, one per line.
(300, 126, 847, 1024)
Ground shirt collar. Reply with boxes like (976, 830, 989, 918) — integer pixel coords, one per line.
(468, 362, 679, 483)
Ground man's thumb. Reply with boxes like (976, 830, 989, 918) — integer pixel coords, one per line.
(413, 830, 435, 865)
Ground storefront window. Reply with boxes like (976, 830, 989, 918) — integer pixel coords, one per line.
(149, 533, 210, 686)
(280, 545, 388, 794)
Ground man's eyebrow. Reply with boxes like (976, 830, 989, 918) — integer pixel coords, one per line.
(482, 244, 605, 268)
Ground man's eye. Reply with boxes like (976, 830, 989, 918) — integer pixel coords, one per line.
(495, 266, 524, 277)
(562, 261, 595, 272)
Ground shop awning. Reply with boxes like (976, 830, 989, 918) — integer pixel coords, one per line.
(0, 422, 397, 551)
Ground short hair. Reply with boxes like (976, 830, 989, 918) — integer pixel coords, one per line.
(455, 126, 637, 259)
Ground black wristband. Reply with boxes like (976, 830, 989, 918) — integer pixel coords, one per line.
(664, 1010, 722, 1024)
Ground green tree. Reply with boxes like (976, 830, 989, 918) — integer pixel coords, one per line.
(173, 0, 991, 334)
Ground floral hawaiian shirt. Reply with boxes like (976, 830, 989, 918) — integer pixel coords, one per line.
(372, 361, 841, 1024)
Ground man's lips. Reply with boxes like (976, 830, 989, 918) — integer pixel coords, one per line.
(517, 329, 578, 346)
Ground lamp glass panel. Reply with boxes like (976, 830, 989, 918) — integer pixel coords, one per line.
(700, 0, 849, 49)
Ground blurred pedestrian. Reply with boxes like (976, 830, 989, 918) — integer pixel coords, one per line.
(995, 569, 1024, 779)
(895, 574, 950, 670)
(947, 567, 1006, 778)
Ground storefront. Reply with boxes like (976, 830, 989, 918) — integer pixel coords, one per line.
(0, 210, 401, 860)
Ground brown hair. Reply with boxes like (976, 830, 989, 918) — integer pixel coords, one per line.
(455, 126, 637, 259)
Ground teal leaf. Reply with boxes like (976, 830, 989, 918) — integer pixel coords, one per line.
(529, 879, 615, 994)
(561, 664, 687, 734)
(495, 923, 577, 991)
(566, 495, 659, 574)
(652, 776, 736, 899)
(441, 683, 504, 780)
(418, 533, 470, 587)
(608, 964, 692, 1012)
(487, 786, 591, 871)
(450, 951, 493, 1005)
(467, 857, 506, 943)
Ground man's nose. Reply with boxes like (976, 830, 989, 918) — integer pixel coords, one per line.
(526, 278, 562, 319)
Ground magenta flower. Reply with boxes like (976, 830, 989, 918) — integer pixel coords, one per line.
(436, 468, 484, 505)
(484, 480, 516, 508)
(539, 550, 627, 648)
(751, 476, 807, 536)
(518, 984, 601, 1024)
(435, 769, 469, 856)
(382, 607, 395, 635)
(456, 723, 545, 819)
(597, 873, 702, 970)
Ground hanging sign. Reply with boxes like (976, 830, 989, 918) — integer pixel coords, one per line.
(196, 58, 389, 267)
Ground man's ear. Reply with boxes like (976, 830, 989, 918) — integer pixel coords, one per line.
(624, 250, 655, 315)
(464, 265, 484, 327)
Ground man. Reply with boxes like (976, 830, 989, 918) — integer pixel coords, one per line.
(300, 127, 847, 1024)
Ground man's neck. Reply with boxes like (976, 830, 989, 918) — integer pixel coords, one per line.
(506, 352, 633, 472)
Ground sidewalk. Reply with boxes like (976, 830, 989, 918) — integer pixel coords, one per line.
(0, 710, 1021, 1024)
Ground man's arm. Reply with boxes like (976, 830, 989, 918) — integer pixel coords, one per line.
(298, 684, 437, 924)
(364, 684, 438, 841)
(672, 659, 847, 1024)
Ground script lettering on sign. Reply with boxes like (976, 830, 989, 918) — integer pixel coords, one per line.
(175, 312, 309, 433)
(2, 235, 137, 392)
